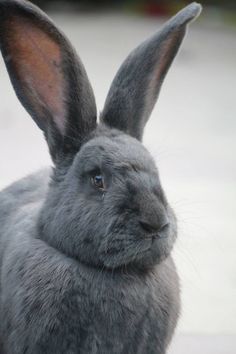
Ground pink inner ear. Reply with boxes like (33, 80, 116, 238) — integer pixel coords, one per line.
(155, 30, 182, 83)
(147, 29, 183, 113)
(6, 16, 66, 135)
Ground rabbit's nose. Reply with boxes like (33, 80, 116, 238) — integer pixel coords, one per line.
(139, 219, 170, 237)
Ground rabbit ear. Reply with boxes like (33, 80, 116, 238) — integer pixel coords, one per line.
(0, 0, 97, 163)
(101, 3, 201, 140)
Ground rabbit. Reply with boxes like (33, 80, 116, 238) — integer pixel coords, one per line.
(0, 1, 201, 353)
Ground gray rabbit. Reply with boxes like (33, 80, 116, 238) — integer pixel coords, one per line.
(0, 1, 201, 353)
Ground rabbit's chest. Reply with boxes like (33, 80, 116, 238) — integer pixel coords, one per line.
(1, 240, 176, 354)
(52, 273, 164, 354)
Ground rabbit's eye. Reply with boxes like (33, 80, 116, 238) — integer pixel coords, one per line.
(91, 175, 104, 190)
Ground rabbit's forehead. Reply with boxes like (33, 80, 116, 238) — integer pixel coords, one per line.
(77, 134, 155, 171)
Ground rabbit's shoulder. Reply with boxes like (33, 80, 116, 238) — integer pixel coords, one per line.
(0, 168, 51, 265)
(0, 168, 51, 225)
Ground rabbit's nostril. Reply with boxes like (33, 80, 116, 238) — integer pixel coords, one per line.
(139, 220, 170, 239)
(139, 220, 156, 233)
(159, 222, 170, 232)
(139, 220, 169, 233)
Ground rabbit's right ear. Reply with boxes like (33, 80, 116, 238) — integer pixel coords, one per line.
(101, 3, 201, 141)
(0, 0, 97, 163)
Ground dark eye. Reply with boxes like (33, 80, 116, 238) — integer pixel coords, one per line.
(91, 175, 104, 190)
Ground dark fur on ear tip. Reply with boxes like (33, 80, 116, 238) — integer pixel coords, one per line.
(168, 2, 202, 28)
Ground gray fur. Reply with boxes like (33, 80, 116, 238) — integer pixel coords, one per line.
(101, 2, 201, 140)
(0, 1, 201, 353)
(0, 0, 97, 163)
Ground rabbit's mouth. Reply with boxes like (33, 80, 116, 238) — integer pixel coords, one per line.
(98, 228, 173, 270)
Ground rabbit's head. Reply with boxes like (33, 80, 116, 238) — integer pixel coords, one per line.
(0, 0, 201, 269)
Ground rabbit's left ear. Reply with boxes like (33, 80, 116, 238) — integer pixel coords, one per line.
(0, 0, 97, 163)
(101, 3, 202, 140)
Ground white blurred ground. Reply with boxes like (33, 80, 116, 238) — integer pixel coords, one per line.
(0, 9, 235, 352)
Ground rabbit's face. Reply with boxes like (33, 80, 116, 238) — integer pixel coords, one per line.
(51, 129, 177, 269)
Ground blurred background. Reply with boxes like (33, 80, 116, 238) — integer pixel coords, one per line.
(0, 1, 235, 353)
